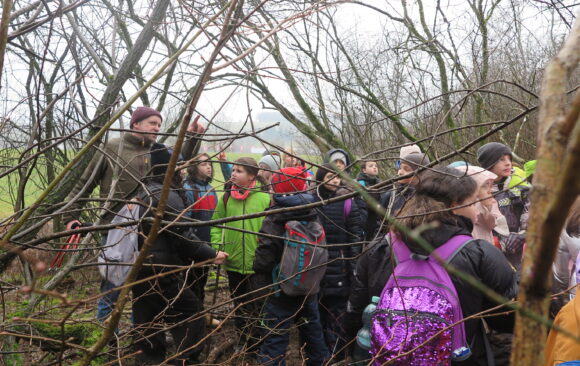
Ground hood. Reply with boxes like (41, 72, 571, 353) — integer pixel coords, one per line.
(271, 193, 318, 223)
(324, 148, 350, 167)
(357, 172, 380, 186)
(401, 214, 473, 255)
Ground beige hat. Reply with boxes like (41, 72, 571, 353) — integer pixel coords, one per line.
(455, 165, 497, 188)
(399, 144, 421, 158)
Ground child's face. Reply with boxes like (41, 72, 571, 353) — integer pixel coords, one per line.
(363, 162, 379, 176)
(452, 191, 479, 223)
(397, 163, 416, 185)
(231, 164, 255, 187)
(333, 159, 346, 171)
(197, 157, 212, 178)
(323, 171, 341, 191)
(258, 163, 273, 181)
(490, 155, 512, 180)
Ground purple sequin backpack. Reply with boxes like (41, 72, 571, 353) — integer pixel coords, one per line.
(370, 233, 474, 365)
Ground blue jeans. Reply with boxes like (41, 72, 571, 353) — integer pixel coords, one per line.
(96, 279, 120, 322)
(259, 297, 329, 366)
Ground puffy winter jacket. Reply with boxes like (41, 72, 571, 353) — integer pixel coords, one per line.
(210, 184, 271, 274)
(183, 163, 231, 244)
(314, 186, 363, 297)
(138, 181, 217, 268)
(253, 193, 321, 305)
(347, 215, 518, 366)
(356, 172, 382, 241)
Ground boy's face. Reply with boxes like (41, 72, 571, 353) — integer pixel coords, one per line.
(490, 155, 512, 180)
(397, 163, 416, 185)
(363, 161, 378, 176)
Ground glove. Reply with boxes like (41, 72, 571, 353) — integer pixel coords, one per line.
(505, 233, 525, 254)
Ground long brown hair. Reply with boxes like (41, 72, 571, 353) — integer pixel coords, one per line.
(186, 153, 213, 182)
(567, 197, 580, 237)
(395, 166, 477, 233)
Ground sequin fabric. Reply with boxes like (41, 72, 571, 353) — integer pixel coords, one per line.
(370, 286, 454, 365)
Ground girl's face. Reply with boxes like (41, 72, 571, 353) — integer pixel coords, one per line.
(490, 155, 512, 180)
(231, 164, 255, 187)
(452, 191, 479, 223)
(323, 171, 341, 191)
(197, 156, 213, 178)
(397, 163, 417, 185)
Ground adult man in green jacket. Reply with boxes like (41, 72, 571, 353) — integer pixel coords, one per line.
(63, 106, 205, 321)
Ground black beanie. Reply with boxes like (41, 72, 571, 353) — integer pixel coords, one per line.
(316, 163, 335, 182)
(477, 142, 512, 170)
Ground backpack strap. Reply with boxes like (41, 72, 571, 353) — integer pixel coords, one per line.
(390, 233, 412, 263)
(431, 235, 474, 262)
(343, 198, 352, 220)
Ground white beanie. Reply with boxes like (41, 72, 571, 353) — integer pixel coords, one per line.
(258, 154, 281, 171)
(399, 144, 421, 158)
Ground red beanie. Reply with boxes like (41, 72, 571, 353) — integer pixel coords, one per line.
(271, 167, 307, 194)
(130, 106, 162, 128)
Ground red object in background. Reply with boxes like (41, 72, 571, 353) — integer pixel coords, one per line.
(493, 236, 502, 250)
(51, 233, 82, 268)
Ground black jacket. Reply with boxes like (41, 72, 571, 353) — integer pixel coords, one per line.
(347, 215, 518, 366)
(138, 181, 217, 269)
(253, 193, 320, 305)
(356, 172, 382, 241)
(314, 186, 363, 298)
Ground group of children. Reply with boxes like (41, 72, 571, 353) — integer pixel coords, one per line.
(125, 139, 580, 365)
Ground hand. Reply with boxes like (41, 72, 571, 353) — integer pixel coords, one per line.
(213, 251, 229, 265)
(217, 151, 227, 161)
(476, 211, 496, 230)
(66, 220, 81, 231)
(187, 115, 206, 135)
(505, 233, 525, 254)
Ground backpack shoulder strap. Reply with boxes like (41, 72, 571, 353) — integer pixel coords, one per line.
(432, 235, 474, 262)
(343, 197, 352, 220)
(390, 233, 412, 263)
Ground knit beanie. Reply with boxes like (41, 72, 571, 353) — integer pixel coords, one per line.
(400, 153, 430, 171)
(399, 144, 421, 158)
(315, 163, 335, 183)
(326, 148, 350, 166)
(477, 142, 512, 170)
(271, 167, 307, 194)
(454, 165, 497, 188)
(259, 154, 282, 171)
(130, 106, 163, 128)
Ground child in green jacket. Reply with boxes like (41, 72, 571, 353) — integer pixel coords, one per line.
(210, 157, 271, 353)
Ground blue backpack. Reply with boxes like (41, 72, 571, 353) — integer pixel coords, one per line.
(370, 233, 473, 365)
(273, 220, 328, 296)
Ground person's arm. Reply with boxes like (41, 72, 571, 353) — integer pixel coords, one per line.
(253, 216, 284, 274)
(181, 116, 206, 160)
(478, 240, 518, 332)
(62, 151, 106, 225)
(210, 196, 226, 251)
(218, 152, 232, 182)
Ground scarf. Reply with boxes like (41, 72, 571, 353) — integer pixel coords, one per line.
(230, 180, 257, 200)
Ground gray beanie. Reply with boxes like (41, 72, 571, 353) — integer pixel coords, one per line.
(258, 154, 281, 171)
(477, 142, 512, 170)
(401, 153, 430, 171)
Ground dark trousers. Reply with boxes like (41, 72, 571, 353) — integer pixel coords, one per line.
(319, 294, 349, 361)
(132, 271, 205, 365)
(227, 271, 264, 352)
(259, 297, 329, 366)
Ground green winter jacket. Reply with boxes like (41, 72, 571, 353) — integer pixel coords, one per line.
(210, 186, 271, 274)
